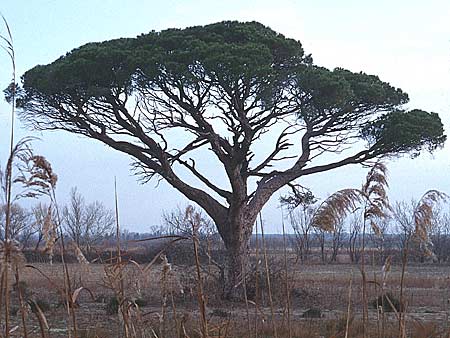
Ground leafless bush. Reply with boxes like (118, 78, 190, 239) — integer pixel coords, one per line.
(0, 203, 33, 245)
(288, 205, 315, 262)
(63, 187, 115, 255)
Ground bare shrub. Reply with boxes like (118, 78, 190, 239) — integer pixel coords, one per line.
(63, 187, 115, 255)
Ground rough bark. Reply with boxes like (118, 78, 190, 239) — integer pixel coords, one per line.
(218, 210, 255, 300)
(222, 236, 249, 300)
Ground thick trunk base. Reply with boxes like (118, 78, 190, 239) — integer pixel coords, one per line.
(222, 244, 248, 301)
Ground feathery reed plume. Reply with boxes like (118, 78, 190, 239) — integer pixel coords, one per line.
(360, 161, 390, 337)
(42, 206, 57, 264)
(308, 162, 391, 337)
(311, 189, 362, 231)
(394, 190, 448, 338)
(413, 190, 448, 257)
(310, 162, 390, 233)
(14, 154, 57, 197)
(74, 244, 89, 265)
(0, 138, 58, 203)
(362, 162, 390, 234)
(381, 255, 391, 288)
(1, 137, 33, 201)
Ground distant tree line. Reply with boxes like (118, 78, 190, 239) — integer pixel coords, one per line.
(278, 199, 450, 264)
(2, 190, 450, 265)
(0, 187, 115, 255)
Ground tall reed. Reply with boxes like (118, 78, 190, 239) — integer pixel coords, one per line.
(281, 206, 292, 338)
(344, 269, 353, 338)
(397, 190, 448, 338)
(259, 213, 278, 338)
(1, 15, 16, 337)
(254, 216, 260, 338)
(186, 205, 209, 338)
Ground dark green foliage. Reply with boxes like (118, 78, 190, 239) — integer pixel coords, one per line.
(3, 81, 23, 104)
(362, 109, 446, 156)
(293, 66, 408, 120)
(19, 21, 309, 108)
(18, 20, 444, 159)
(20, 38, 137, 100)
(133, 21, 310, 100)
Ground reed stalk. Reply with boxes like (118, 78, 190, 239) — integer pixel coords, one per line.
(14, 266, 28, 338)
(242, 256, 252, 336)
(254, 217, 260, 338)
(1, 15, 16, 338)
(114, 178, 129, 338)
(344, 269, 353, 338)
(48, 184, 78, 338)
(170, 290, 181, 338)
(281, 207, 292, 338)
(192, 224, 208, 338)
(398, 240, 409, 338)
(259, 213, 278, 338)
(361, 216, 368, 338)
(372, 252, 381, 338)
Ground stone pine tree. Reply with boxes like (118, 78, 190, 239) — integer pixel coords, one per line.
(15, 21, 445, 299)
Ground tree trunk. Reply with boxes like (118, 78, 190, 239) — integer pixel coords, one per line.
(218, 212, 254, 301)
(222, 240, 248, 300)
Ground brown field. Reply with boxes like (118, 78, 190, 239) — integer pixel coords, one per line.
(7, 259, 450, 338)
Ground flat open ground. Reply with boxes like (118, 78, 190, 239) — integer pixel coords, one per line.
(6, 261, 450, 337)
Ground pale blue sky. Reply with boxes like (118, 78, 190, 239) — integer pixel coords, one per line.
(1, 0, 449, 232)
